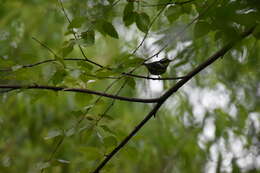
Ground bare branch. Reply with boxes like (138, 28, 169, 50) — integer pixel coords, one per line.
(0, 84, 159, 103)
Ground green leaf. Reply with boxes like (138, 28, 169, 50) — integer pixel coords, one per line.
(44, 130, 62, 140)
(107, 0, 115, 4)
(64, 30, 74, 36)
(123, 3, 135, 26)
(77, 61, 94, 72)
(78, 146, 102, 160)
(215, 109, 230, 137)
(66, 128, 76, 137)
(55, 55, 65, 67)
(101, 114, 114, 121)
(86, 116, 95, 121)
(164, 5, 182, 23)
(216, 154, 222, 173)
(100, 125, 115, 134)
(62, 41, 74, 57)
(126, 77, 136, 89)
(235, 105, 248, 130)
(193, 21, 212, 39)
(181, 3, 193, 14)
(81, 30, 95, 46)
(56, 159, 70, 164)
(102, 21, 119, 39)
(123, 56, 144, 68)
(71, 110, 84, 117)
(83, 105, 94, 112)
(103, 136, 117, 147)
(79, 74, 96, 82)
(95, 68, 118, 77)
(253, 25, 260, 40)
(135, 12, 150, 33)
(36, 162, 51, 170)
(124, 12, 135, 27)
(68, 17, 85, 29)
(0, 59, 15, 69)
(51, 69, 67, 85)
(75, 92, 93, 106)
(124, 2, 134, 16)
(123, 146, 138, 159)
(11, 65, 23, 71)
(232, 159, 240, 173)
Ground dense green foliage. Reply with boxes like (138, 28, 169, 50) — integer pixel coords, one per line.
(0, 0, 260, 172)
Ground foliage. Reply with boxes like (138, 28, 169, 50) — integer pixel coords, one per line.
(0, 0, 260, 173)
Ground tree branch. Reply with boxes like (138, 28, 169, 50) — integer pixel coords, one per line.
(91, 26, 256, 173)
(0, 84, 159, 103)
(0, 58, 187, 80)
(141, 0, 195, 7)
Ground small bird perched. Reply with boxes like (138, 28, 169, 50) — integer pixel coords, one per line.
(143, 58, 172, 75)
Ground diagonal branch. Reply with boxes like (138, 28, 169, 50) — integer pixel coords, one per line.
(91, 26, 256, 173)
(131, 5, 166, 54)
(32, 37, 59, 58)
(0, 84, 159, 103)
(41, 78, 123, 173)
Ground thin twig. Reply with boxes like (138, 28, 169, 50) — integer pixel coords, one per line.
(77, 78, 122, 127)
(0, 58, 187, 80)
(132, 5, 166, 54)
(96, 79, 128, 125)
(58, 0, 104, 68)
(0, 84, 159, 103)
(41, 136, 64, 173)
(32, 37, 59, 58)
(141, 0, 195, 7)
(111, 0, 121, 7)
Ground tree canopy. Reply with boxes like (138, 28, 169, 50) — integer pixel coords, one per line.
(0, 0, 260, 173)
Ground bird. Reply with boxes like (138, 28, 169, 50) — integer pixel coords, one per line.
(143, 58, 172, 75)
